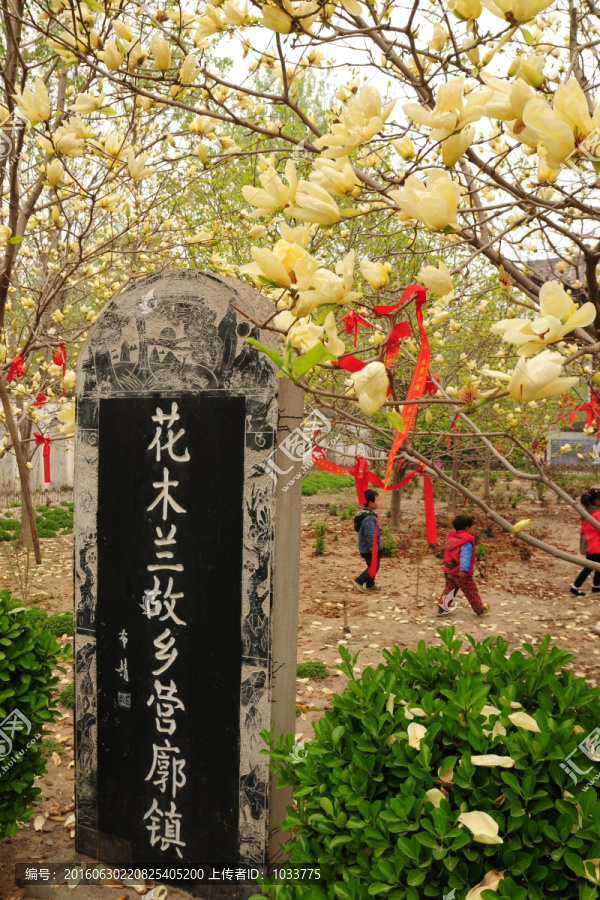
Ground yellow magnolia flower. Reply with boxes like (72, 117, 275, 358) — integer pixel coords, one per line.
(288, 319, 324, 351)
(447, 0, 482, 19)
(127, 150, 155, 181)
(458, 811, 503, 845)
(295, 251, 361, 316)
(512, 519, 531, 534)
(150, 33, 171, 70)
(470, 755, 515, 767)
(465, 872, 504, 900)
(14, 79, 50, 122)
(428, 22, 448, 51)
(508, 710, 540, 732)
(403, 77, 489, 142)
(314, 86, 395, 158)
(417, 262, 453, 296)
(112, 18, 132, 41)
(323, 312, 345, 356)
(0, 225, 12, 245)
(242, 161, 297, 217)
(261, 5, 293, 32)
(99, 39, 124, 70)
(483, 350, 579, 402)
(241, 239, 317, 292)
(483, 0, 556, 23)
(56, 402, 75, 436)
(521, 98, 575, 169)
(351, 361, 389, 415)
(425, 788, 445, 808)
(179, 55, 201, 84)
(285, 181, 340, 225)
(390, 170, 462, 231)
(360, 259, 389, 291)
(480, 74, 534, 122)
(491, 281, 595, 356)
(69, 91, 106, 114)
(223, 0, 248, 25)
(195, 6, 225, 39)
(392, 137, 415, 160)
(442, 126, 475, 166)
(309, 156, 359, 197)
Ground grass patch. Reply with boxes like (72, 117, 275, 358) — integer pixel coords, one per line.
(40, 739, 63, 758)
(302, 471, 355, 495)
(297, 661, 329, 680)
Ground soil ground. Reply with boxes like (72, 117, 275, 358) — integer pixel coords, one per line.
(1, 481, 599, 899)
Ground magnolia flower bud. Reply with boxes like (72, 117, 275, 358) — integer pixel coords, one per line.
(150, 33, 171, 70)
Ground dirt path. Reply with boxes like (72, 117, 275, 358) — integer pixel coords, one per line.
(1, 486, 598, 898)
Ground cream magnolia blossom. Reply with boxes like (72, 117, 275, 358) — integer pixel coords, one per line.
(458, 811, 503, 844)
(480, 75, 534, 121)
(407, 722, 427, 750)
(351, 361, 389, 415)
(442, 126, 476, 166)
(492, 281, 595, 356)
(99, 39, 124, 70)
(242, 161, 297, 217)
(360, 259, 389, 291)
(195, 7, 226, 39)
(261, 5, 293, 33)
(483, 0, 557, 22)
(309, 156, 359, 197)
(508, 711, 541, 732)
(295, 251, 361, 316)
(391, 171, 462, 231)
(286, 180, 340, 225)
(482, 350, 580, 401)
(315, 86, 395, 159)
(417, 262, 453, 296)
(223, 0, 248, 26)
(0, 225, 12, 245)
(448, 0, 483, 19)
(14, 79, 50, 122)
(403, 77, 489, 142)
(45, 159, 64, 186)
(392, 137, 415, 160)
(69, 91, 106, 114)
(149, 33, 171, 70)
(289, 318, 324, 351)
(465, 871, 504, 900)
(241, 240, 317, 291)
(127, 150, 155, 181)
(323, 312, 346, 356)
(425, 788, 445, 807)
(512, 519, 531, 534)
(470, 755, 515, 767)
(180, 55, 201, 84)
(56, 403, 75, 437)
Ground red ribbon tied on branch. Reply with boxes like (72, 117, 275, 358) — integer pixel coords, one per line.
(53, 342, 67, 396)
(342, 310, 372, 348)
(33, 432, 51, 484)
(7, 354, 25, 382)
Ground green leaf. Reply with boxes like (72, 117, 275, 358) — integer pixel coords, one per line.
(85, 0, 104, 9)
(384, 411, 405, 433)
(368, 884, 393, 895)
(8, 235, 23, 244)
(520, 27, 534, 43)
(291, 342, 336, 378)
(244, 337, 283, 370)
(320, 797, 334, 816)
(100, 106, 117, 116)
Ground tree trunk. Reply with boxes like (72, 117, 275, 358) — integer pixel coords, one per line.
(484, 448, 491, 505)
(447, 445, 460, 518)
(390, 461, 405, 532)
(19, 415, 33, 548)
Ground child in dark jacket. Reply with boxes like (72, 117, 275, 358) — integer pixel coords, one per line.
(438, 514, 489, 616)
(354, 489, 383, 592)
(571, 488, 600, 596)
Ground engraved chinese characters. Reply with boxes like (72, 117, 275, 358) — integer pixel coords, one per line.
(74, 271, 301, 894)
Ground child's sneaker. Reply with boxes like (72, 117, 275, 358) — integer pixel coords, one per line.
(366, 584, 380, 592)
(570, 586, 586, 596)
(477, 605, 491, 616)
(353, 579, 367, 593)
(438, 605, 454, 615)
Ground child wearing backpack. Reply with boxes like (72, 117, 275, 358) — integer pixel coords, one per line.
(438, 514, 489, 616)
(571, 488, 600, 596)
(353, 489, 383, 592)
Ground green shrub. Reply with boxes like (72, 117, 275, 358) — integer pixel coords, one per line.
(59, 683, 74, 708)
(258, 628, 600, 900)
(314, 523, 327, 556)
(341, 504, 358, 521)
(329, 504, 339, 516)
(380, 526, 397, 557)
(475, 543, 487, 560)
(0, 590, 65, 838)
(0, 503, 74, 541)
(22, 606, 49, 631)
(46, 611, 74, 637)
(297, 661, 329, 681)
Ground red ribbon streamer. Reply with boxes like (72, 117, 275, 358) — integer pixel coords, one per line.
(368, 285, 431, 577)
(7, 354, 24, 382)
(342, 310, 372, 348)
(34, 432, 51, 483)
(33, 392, 47, 407)
(53, 342, 67, 397)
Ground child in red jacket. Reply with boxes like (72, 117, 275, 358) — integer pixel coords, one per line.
(438, 514, 490, 616)
(571, 489, 600, 596)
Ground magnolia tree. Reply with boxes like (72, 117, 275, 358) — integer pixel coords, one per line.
(13, 0, 600, 563)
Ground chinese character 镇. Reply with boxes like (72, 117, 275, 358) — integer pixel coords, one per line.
(144, 798, 186, 857)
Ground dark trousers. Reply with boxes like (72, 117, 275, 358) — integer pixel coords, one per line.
(574, 552, 600, 588)
(356, 552, 381, 588)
